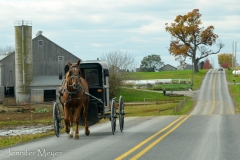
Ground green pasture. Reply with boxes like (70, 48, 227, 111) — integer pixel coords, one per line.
(116, 87, 194, 117)
(128, 69, 209, 90)
(153, 84, 191, 91)
(226, 68, 240, 83)
(116, 87, 186, 102)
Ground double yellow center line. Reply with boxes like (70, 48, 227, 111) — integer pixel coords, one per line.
(115, 115, 190, 160)
(209, 70, 217, 115)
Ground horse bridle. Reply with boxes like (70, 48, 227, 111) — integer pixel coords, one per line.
(61, 65, 85, 105)
(68, 65, 81, 86)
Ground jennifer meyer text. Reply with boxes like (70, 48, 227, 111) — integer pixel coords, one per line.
(0, 148, 63, 158)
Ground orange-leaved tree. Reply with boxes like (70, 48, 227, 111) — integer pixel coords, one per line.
(202, 58, 212, 69)
(218, 53, 235, 68)
(165, 9, 224, 72)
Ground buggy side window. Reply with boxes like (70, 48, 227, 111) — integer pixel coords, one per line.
(84, 69, 99, 85)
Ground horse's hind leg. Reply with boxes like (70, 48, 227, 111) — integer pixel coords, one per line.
(84, 101, 90, 136)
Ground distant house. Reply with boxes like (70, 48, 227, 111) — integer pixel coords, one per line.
(177, 64, 193, 70)
(136, 68, 141, 72)
(177, 63, 203, 70)
(159, 64, 177, 71)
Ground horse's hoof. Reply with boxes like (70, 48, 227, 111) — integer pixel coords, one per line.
(68, 134, 73, 139)
(85, 130, 90, 136)
(74, 135, 79, 139)
(65, 128, 70, 134)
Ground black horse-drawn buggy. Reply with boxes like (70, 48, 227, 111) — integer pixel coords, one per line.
(53, 60, 124, 138)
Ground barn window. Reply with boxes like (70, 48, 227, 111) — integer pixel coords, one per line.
(38, 40, 43, 46)
(4, 86, 14, 98)
(58, 56, 64, 61)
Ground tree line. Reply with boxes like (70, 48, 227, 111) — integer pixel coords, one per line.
(0, 46, 14, 55)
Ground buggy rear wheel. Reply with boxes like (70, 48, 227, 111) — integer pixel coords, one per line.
(118, 96, 125, 132)
(110, 100, 116, 135)
(53, 102, 61, 137)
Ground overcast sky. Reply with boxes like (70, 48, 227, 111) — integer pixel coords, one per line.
(1, 0, 240, 68)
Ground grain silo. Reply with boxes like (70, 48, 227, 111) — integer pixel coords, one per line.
(14, 20, 33, 103)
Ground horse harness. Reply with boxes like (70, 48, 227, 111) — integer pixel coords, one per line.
(61, 65, 86, 106)
(59, 65, 103, 106)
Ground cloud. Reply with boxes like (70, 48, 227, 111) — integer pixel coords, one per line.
(0, 0, 239, 68)
(92, 43, 102, 47)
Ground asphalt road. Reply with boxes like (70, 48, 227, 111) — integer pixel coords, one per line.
(191, 69, 235, 115)
(1, 69, 239, 160)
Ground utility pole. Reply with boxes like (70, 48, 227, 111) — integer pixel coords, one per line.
(233, 41, 237, 76)
(232, 41, 234, 70)
(235, 42, 237, 70)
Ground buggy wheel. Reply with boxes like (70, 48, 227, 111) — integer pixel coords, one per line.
(53, 102, 61, 137)
(118, 96, 125, 132)
(110, 100, 116, 135)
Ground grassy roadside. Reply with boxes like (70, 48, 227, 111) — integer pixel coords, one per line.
(0, 131, 55, 148)
(124, 100, 194, 117)
(225, 68, 240, 113)
(0, 119, 52, 126)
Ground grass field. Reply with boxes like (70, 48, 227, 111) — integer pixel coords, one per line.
(127, 69, 209, 90)
(153, 83, 191, 91)
(116, 87, 186, 102)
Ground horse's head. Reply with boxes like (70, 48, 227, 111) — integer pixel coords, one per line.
(67, 60, 81, 89)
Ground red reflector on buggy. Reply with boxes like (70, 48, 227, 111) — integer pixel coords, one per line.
(98, 89, 102, 92)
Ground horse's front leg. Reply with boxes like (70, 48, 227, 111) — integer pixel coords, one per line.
(64, 105, 70, 134)
(84, 102, 90, 136)
(68, 108, 74, 138)
(74, 105, 82, 140)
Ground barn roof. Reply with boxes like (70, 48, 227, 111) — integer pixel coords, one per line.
(33, 34, 80, 61)
(30, 76, 63, 87)
(164, 64, 176, 69)
(0, 52, 13, 61)
(0, 55, 7, 61)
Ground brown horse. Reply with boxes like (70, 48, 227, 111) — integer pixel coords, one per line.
(61, 60, 90, 139)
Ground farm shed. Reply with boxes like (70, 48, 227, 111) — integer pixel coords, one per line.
(30, 76, 63, 103)
(0, 21, 80, 105)
(177, 62, 204, 71)
(159, 64, 177, 71)
(0, 53, 15, 103)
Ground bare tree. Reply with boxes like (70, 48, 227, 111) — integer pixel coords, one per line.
(101, 50, 137, 98)
(174, 55, 187, 69)
(0, 46, 14, 55)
